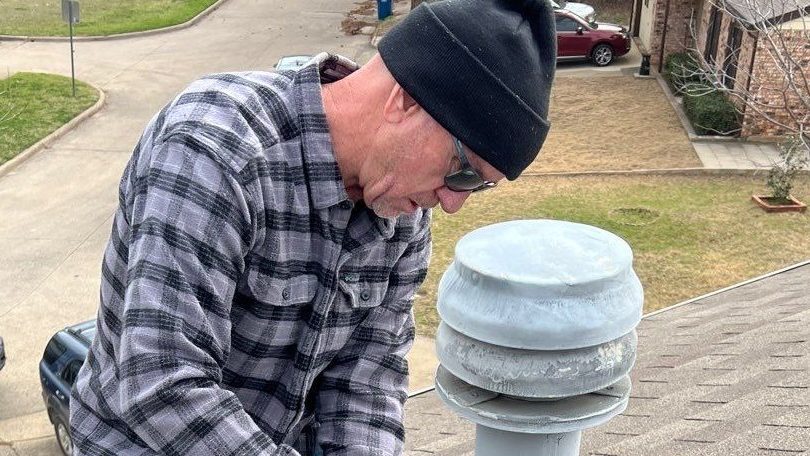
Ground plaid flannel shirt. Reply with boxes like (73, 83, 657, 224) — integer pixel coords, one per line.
(70, 53, 432, 456)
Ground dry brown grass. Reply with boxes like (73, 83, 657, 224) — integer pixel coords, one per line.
(413, 174, 810, 337)
(528, 76, 703, 173)
(341, 0, 408, 35)
(589, 0, 634, 25)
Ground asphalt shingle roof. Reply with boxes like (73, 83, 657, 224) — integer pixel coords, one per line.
(724, 0, 810, 24)
(404, 262, 810, 455)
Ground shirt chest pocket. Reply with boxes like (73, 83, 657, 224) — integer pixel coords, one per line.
(242, 271, 318, 310)
(231, 275, 319, 355)
(336, 268, 390, 310)
(268, 274, 318, 306)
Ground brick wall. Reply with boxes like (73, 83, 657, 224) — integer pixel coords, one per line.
(696, 0, 708, 56)
(734, 29, 757, 96)
(686, 1, 807, 139)
(647, 0, 696, 68)
(697, 6, 757, 103)
(742, 29, 810, 137)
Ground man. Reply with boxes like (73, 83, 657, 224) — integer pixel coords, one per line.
(70, 0, 556, 454)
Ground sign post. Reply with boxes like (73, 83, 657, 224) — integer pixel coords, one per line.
(61, 0, 80, 96)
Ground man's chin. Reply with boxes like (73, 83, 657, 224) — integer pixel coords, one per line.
(369, 201, 412, 219)
(371, 206, 402, 219)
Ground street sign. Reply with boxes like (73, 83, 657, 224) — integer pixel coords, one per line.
(61, 0, 80, 24)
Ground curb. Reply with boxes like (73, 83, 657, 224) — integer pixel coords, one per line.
(0, 80, 106, 178)
(0, 0, 229, 42)
(655, 73, 700, 139)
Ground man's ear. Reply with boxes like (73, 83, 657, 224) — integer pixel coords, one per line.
(382, 84, 421, 124)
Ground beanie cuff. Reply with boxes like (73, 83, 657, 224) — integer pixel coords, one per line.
(379, 5, 551, 180)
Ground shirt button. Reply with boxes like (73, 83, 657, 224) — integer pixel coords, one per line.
(339, 201, 353, 210)
(342, 273, 360, 283)
(360, 289, 371, 301)
(282, 287, 291, 300)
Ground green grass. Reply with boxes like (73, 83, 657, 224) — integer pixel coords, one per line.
(0, 0, 218, 37)
(414, 174, 810, 337)
(0, 73, 98, 166)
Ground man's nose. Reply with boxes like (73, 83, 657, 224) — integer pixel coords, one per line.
(435, 187, 471, 214)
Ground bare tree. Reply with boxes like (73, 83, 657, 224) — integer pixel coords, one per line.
(673, 0, 809, 151)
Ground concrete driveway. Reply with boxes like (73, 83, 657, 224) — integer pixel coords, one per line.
(0, 1, 374, 453)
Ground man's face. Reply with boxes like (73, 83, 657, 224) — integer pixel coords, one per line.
(360, 108, 505, 219)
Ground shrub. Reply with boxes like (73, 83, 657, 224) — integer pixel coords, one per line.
(682, 88, 740, 136)
(664, 52, 703, 94)
(767, 135, 809, 199)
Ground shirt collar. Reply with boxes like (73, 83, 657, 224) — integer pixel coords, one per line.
(294, 52, 359, 210)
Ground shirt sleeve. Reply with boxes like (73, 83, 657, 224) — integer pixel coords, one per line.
(113, 132, 299, 456)
(314, 214, 433, 456)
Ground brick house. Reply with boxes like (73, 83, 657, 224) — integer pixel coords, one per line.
(631, 0, 808, 137)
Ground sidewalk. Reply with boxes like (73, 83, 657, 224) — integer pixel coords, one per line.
(693, 141, 782, 169)
(651, 74, 792, 170)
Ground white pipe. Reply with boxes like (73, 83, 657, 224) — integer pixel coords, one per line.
(475, 426, 581, 456)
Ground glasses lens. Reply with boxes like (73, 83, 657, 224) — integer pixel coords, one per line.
(445, 137, 497, 193)
(446, 170, 482, 191)
(445, 170, 496, 192)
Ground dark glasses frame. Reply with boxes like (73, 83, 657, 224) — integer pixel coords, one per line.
(444, 137, 497, 193)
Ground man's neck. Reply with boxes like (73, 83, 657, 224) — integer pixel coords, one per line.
(321, 75, 372, 202)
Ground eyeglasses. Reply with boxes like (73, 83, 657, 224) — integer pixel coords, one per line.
(444, 137, 497, 193)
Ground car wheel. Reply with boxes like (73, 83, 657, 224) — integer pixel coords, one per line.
(592, 44, 614, 66)
(54, 418, 73, 456)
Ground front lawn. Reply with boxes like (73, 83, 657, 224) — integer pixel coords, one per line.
(0, 73, 98, 166)
(0, 0, 218, 37)
(414, 174, 810, 336)
(530, 76, 703, 173)
(590, 0, 633, 26)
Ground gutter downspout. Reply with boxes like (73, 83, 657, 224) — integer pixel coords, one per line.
(658, 0, 674, 72)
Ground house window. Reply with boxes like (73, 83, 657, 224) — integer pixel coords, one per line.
(723, 24, 743, 89)
(705, 5, 722, 64)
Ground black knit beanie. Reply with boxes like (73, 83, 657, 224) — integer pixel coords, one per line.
(378, 0, 556, 180)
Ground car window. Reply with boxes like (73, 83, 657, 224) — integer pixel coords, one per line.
(556, 16, 581, 32)
(61, 360, 83, 387)
(43, 338, 67, 365)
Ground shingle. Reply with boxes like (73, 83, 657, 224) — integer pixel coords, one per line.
(404, 263, 810, 455)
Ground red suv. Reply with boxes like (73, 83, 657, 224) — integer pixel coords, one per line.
(555, 11, 631, 66)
